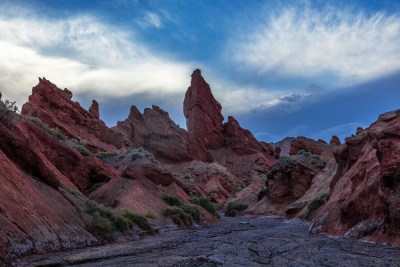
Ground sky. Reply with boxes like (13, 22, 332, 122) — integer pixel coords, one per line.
(1, 0, 400, 143)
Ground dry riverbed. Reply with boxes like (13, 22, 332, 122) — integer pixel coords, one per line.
(18, 215, 400, 267)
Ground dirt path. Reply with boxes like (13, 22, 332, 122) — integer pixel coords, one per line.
(18, 216, 400, 266)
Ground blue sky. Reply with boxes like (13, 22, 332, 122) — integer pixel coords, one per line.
(1, 0, 400, 143)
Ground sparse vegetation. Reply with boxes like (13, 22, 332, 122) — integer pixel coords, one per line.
(162, 193, 202, 225)
(181, 204, 201, 223)
(225, 202, 248, 217)
(86, 200, 130, 240)
(162, 194, 183, 207)
(164, 206, 193, 226)
(258, 186, 268, 200)
(130, 148, 156, 163)
(86, 182, 106, 194)
(199, 196, 217, 215)
(0, 96, 19, 127)
(76, 145, 91, 156)
(96, 151, 117, 161)
(145, 211, 157, 219)
(307, 192, 329, 214)
(122, 208, 153, 233)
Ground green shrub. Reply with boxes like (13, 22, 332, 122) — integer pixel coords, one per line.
(307, 192, 329, 214)
(164, 206, 192, 226)
(131, 153, 142, 161)
(46, 127, 65, 140)
(145, 211, 157, 219)
(96, 151, 117, 161)
(225, 202, 248, 217)
(0, 97, 19, 127)
(76, 145, 91, 156)
(181, 204, 201, 223)
(65, 187, 83, 198)
(86, 182, 106, 194)
(89, 211, 115, 241)
(297, 149, 305, 155)
(122, 208, 153, 233)
(86, 200, 130, 240)
(162, 194, 183, 207)
(199, 196, 217, 215)
(258, 186, 268, 200)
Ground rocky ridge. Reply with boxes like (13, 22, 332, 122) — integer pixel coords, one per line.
(0, 69, 400, 265)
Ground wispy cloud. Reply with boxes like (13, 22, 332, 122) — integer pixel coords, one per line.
(231, 5, 400, 87)
(0, 5, 191, 106)
(209, 77, 311, 115)
(136, 12, 162, 28)
(310, 122, 363, 141)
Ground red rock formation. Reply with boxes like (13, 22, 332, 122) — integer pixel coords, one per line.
(21, 78, 128, 152)
(0, 136, 97, 262)
(115, 105, 211, 163)
(329, 135, 341, 145)
(310, 109, 400, 246)
(223, 116, 275, 156)
(183, 69, 225, 149)
(289, 136, 333, 156)
(264, 154, 326, 206)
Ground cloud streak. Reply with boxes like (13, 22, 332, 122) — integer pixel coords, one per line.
(232, 5, 400, 87)
(0, 5, 192, 106)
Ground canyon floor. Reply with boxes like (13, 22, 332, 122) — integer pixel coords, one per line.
(18, 215, 400, 267)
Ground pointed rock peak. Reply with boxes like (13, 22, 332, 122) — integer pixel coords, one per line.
(184, 69, 224, 149)
(88, 100, 100, 119)
(128, 105, 142, 120)
(329, 135, 341, 145)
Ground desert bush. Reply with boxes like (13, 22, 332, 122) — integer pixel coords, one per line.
(89, 211, 115, 241)
(164, 206, 192, 226)
(258, 186, 268, 200)
(181, 204, 201, 223)
(225, 202, 248, 217)
(96, 151, 117, 161)
(145, 211, 157, 219)
(297, 149, 305, 155)
(65, 187, 83, 198)
(189, 193, 200, 205)
(86, 200, 130, 240)
(162, 194, 183, 207)
(76, 145, 91, 156)
(307, 192, 329, 214)
(131, 153, 142, 161)
(86, 182, 106, 194)
(0, 97, 19, 127)
(122, 208, 153, 233)
(199, 196, 217, 215)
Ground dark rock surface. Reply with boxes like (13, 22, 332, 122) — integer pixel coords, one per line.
(19, 216, 400, 267)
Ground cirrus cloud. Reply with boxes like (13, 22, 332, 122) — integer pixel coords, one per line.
(232, 5, 400, 87)
(0, 5, 192, 106)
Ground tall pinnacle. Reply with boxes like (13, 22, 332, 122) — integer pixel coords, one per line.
(183, 69, 225, 149)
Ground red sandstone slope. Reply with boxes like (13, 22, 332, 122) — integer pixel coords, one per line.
(310, 109, 400, 246)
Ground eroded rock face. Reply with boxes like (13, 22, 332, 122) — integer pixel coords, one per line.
(264, 154, 327, 206)
(115, 105, 211, 163)
(21, 78, 127, 152)
(183, 69, 225, 149)
(311, 110, 400, 246)
(0, 150, 96, 263)
(289, 136, 333, 156)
